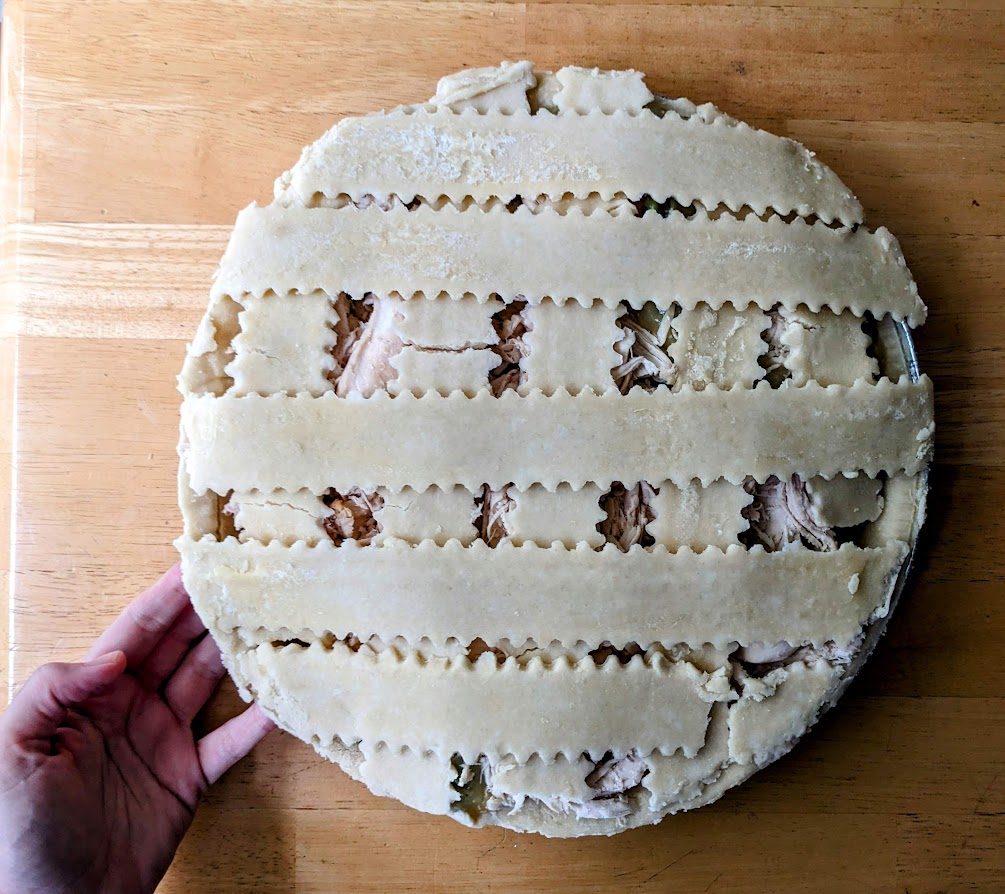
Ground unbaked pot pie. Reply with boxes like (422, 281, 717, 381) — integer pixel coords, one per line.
(177, 61, 934, 837)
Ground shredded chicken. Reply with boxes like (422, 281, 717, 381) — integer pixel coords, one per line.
(474, 749, 649, 822)
(598, 481, 657, 551)
(488, 301, 531, 395)
(735, 635, 861, 683)
(796, 636, 861, 666)
(322, 488, 384, 545)
(330, 293, 373, 381)
(743, 475, 837, 552)
(760, 307, 791, 387)
(586, 750, 648, 796)
(612, 303, 675, 393)
(474, 484, 514, 546)
(334, 295, 404, 396)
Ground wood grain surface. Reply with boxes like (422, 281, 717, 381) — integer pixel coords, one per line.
(3, 1, 1004, 891)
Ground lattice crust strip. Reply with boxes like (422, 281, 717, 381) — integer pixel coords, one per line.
(273, 107, 862, 225)
(341, 659, 838, 819)
(509, 484, 607, 548)
(179, 537, 908, 650)
(521, 300, 623, 395)
(212, 206, 923, 326)
(670, 305, 767, 391)
(352, 703, 733, 821)
(227, 290, 336, 397)
(356, 743, 461, 817)
(180, 379, 935, 495)
(374, 485, 478, 546)
(780, 307, 879, 387)
(268, 659, 839, 822)
(394, 295, 501, 348)
(390, 347, 499, 397)
(231, 641, 722, 763)
(649, 480, 752, 552)
(226, 489, 331, 546)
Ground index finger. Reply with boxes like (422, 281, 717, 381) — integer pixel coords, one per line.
(86, 565, 197, 667)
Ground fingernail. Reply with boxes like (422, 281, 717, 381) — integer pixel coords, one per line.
(86, 651, 124, 668)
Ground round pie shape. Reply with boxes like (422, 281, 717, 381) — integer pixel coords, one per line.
(177, 62, 934, 837)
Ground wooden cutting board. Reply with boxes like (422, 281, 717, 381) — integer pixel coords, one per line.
(3, 1, 1004, 890)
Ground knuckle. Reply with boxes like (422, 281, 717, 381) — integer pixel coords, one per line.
(192, 651, 224, 681)
(127, 602, 170, 634)
(30, 661, 71, 687)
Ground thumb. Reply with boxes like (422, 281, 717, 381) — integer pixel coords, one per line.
(0, 652, 127, 744)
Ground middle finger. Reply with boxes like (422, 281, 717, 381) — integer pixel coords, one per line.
(133, 607, 208, 692)
(163, 634, 227, 725)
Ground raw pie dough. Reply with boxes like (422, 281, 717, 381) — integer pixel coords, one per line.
(176, 61, 934, 837)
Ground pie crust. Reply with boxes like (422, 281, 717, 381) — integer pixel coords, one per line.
(176, 62, 934, 837)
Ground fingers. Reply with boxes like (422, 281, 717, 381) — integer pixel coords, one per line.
(198, 703, 276, 785)
(0, 652, 126, 745)
(86, 565, 195, 667)
(163, 634, 226, 725)
(133, 608, 208, 692)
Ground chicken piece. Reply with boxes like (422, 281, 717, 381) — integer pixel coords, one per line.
(335, 295, 404, 397)
(598, 482, 657, 551)
(489, 302, 531, 395)
(586, 751, 648, 796)
(322, 488, 384, 546)
(474, 485, 515, 546)
(330, 293, 371, 381)
(781, 636, 862, 671)
(743, 475, 837, 552)
(479, 749, 647, 821)
(612, 303, 675, 393)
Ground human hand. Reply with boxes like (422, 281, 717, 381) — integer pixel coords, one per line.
(0, 566, 275, 894)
